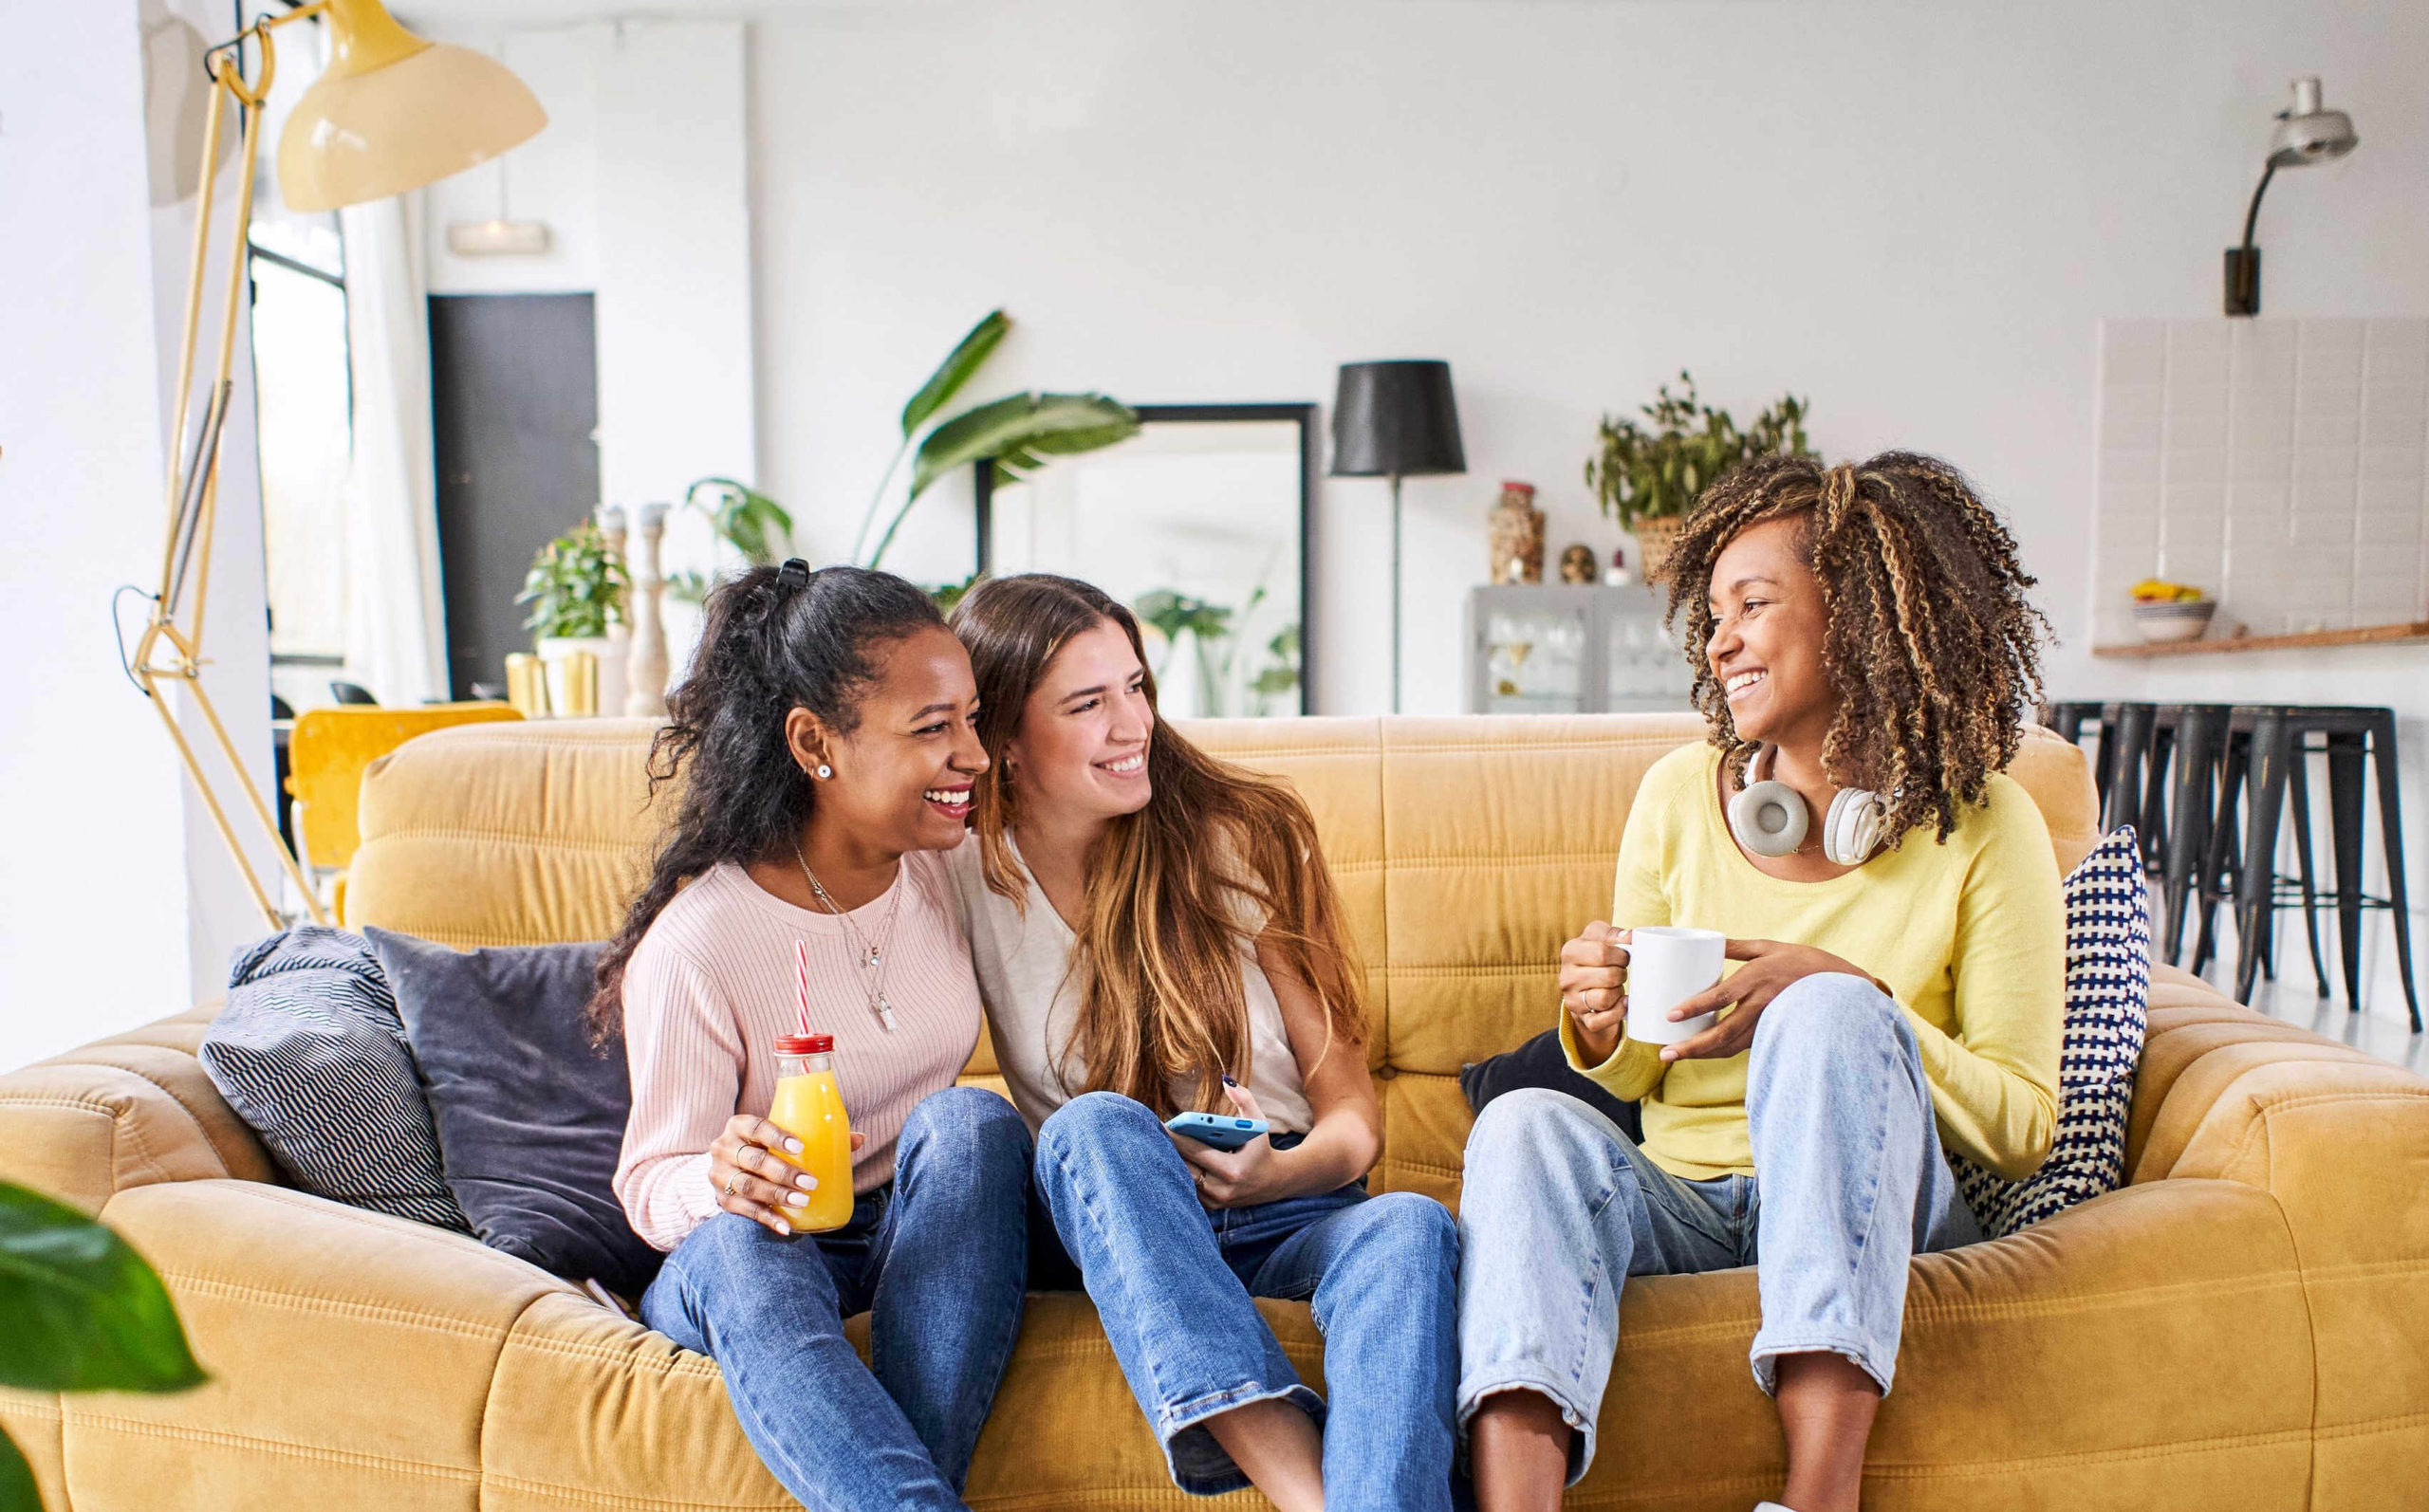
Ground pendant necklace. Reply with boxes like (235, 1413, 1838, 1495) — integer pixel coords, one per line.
(794, 842, 901, 1032)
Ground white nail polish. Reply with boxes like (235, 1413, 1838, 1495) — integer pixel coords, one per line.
(772, 1219, 791, 1236)
(796, 1173, 815, 1189)
(787, 1191, 807, 1207)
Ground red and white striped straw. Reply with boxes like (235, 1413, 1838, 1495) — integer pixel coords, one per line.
(794, 939, 812, 1037)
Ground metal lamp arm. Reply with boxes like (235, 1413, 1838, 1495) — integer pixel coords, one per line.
(2237, 159, 2278, 254)
(130, 6, 334, 930)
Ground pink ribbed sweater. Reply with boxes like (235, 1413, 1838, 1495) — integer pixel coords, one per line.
(613, 854, 983, 1251)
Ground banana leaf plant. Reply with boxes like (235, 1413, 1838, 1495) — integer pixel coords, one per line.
(1, 1182, 206, 1509)
(858, 310, 1139, 569)
(685, 478, 795, 567)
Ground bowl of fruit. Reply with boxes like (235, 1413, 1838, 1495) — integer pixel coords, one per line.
(2131, 580, 2216, 642)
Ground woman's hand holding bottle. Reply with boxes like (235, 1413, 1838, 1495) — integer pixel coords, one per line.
(709, 1113, 866, 1236)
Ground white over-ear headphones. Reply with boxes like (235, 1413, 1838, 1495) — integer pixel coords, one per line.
(1726, 745, 1888, 865)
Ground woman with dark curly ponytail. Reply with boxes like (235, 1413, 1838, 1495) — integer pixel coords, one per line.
(1459, 455, 2065, 1512)
(602, 562, 1028, 1512)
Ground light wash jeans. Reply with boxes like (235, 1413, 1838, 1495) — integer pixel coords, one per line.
(640, 1086, 1031, 1512)
(1456, 973, 1982, 1484)
(1033, 1090, 1460, 1508)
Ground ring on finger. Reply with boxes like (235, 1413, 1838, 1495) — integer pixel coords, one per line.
(723, 1173, 740, 1197)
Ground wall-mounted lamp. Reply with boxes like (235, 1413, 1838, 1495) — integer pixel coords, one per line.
(2224, 76, 2358, 317)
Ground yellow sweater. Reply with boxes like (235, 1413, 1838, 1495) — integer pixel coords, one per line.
(1561, 744, 2064, 1183)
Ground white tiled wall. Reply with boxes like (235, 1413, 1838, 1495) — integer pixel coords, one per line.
(2093, 318, 2429, 645)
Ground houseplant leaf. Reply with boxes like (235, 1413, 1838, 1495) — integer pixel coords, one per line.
(899, 310, 1011, 438)
(908, 393, 1140, 503)
(684, 478, 794, 565)
(1, 1428, 36, 1512)
(0, 1182, 203, 1394)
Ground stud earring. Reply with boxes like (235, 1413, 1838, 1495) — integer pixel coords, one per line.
(814, 765, 833, 781)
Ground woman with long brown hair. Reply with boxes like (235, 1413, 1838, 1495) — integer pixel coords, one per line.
(945, 574, 1458, 1512)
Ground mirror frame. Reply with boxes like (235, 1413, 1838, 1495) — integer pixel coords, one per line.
(973, 401, 1317, 714)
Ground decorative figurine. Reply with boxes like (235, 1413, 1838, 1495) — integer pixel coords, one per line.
(1487, 481, 1546, 585)
(1558, 544, 1597, 585)
(625, 502, 672, 717)
(1604, 546, 1635, 587)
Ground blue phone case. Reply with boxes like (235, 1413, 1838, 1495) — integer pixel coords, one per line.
(1165, 1111, 1269, 1151)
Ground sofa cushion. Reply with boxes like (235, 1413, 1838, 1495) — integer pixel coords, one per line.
(364, 929, 659, 1296)
(197, 927, 470, 1231)
(1951, 826, 2149, 1236)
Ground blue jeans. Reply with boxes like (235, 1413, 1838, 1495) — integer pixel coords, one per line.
(1456, 973, 1982, 1484)
(640, 1086, 1031, 1512)
(1033, 1090, 1459, 1508)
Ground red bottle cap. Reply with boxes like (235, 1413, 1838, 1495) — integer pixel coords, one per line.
(774, 1034, 834, 1054)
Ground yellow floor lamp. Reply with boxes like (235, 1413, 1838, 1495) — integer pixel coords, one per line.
(126, 0, 542, 929)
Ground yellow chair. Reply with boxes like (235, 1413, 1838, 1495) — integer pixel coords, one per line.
(285, 702, 523, 920)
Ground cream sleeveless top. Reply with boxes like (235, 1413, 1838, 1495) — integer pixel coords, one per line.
(941, 832, 1315, 1135)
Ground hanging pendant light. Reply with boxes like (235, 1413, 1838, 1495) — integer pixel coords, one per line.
(278, 0, 547, 212)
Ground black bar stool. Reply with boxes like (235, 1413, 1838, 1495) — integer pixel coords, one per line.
(2187, 711, 2327, 990)
(2044, 699, 2182, 881)
(2198, 706, 2420, 1030)
(2156, 704, 2234, 967)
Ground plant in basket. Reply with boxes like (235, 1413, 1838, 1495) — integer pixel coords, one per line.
(1585, 373, 1811, 581)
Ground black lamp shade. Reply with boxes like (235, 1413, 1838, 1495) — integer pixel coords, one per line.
(1330, 360, 1466, 477)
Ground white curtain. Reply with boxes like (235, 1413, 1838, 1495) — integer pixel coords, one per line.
(337, 193, 450, 705)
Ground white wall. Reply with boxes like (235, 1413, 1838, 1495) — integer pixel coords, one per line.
(416, 16, 755, 678)
(0, 0, 277, 1071)
(748, 0, 2428, 1013)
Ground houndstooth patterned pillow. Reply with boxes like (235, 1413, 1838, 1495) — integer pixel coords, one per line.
(1951, 827, 2150, 1238)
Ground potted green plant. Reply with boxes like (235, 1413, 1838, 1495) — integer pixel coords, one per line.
(1, 1180, 205, 1503)
(516, 518, 631, 714)
(1585, 372, 1811, 581)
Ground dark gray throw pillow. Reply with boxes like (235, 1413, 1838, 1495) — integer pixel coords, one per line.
(1460, 1027, 1643, 1144)
(201, 927, 472, 1231)
(363, 929, 660, 1297)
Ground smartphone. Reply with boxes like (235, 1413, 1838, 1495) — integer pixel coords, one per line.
(1165, 1111, 1269, 1151)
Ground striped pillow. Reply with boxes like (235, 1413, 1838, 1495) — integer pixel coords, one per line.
(200, 926, 470, 1232)
(1951, 826, 2150, 1238)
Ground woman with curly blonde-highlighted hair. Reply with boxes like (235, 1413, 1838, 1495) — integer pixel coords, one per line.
(1458, 454, 2064, 1512)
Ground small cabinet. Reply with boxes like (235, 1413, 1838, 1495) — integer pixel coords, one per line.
(1465, 584, 1696, 714)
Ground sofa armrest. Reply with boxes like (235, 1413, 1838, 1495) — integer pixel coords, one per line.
(2123, 982, 2429, 1495)
(0, 1005, 278, 1214)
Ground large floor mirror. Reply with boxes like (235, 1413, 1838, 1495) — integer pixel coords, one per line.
(974, 403, 1313, 716)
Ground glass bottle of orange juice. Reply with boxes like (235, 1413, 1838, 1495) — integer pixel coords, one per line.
(768, 1034, 855, 1233)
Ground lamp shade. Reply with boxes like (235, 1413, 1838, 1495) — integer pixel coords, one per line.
(277, 0, 546, 213)
(1330, 360, 1466, 477)
(2265, 76, 2358, 170)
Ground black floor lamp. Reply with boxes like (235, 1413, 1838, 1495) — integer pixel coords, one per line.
(1330, 360, 1465, 712)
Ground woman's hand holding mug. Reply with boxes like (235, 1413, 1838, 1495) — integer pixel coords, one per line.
(1559, 921, 1631, 1063)
(1656, 939, 1876, 1062)
(709, 1113, 866, 1236)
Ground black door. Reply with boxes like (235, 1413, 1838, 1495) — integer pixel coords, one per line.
(428, 293, 600, 700)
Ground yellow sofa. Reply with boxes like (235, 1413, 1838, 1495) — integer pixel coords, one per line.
(4, 714, 2424, 1510)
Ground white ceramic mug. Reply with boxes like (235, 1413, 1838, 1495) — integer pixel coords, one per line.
(1622, 926, 1726, 1045)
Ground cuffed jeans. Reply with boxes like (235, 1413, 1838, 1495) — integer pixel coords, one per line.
(640, 1086, 1031, 1512)
(1456, 973, 1981, 1484)
(1034, 1090, 1459, 1508)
